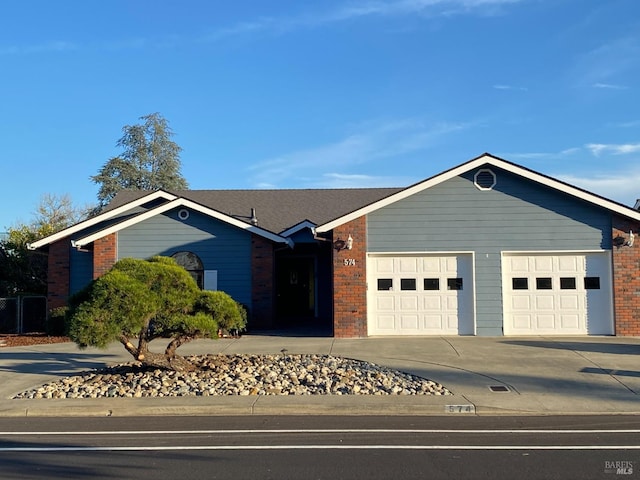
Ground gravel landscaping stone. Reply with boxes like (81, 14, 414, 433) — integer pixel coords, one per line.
(13, 354, 451, 399)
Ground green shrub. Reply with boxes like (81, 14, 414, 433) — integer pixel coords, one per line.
(47, 306, 68, 336)
(196, 290, 247, 335)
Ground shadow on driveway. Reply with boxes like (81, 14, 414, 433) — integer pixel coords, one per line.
(500, 340, 640, 355)
(0, 351, 119, 376)
(580, 367, 640, 378)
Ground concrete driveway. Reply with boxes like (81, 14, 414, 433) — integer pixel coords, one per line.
(0, 335, 638, 416)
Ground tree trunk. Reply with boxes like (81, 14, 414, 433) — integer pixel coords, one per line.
(165, 335, 194, 357)
(137, 349, 196, 372)
(118, 334, 196, 372)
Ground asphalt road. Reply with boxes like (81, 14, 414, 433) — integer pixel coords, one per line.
(1, 415, 639, 479)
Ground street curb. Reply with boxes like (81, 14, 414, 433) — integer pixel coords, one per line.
(0, 395, 466, 418)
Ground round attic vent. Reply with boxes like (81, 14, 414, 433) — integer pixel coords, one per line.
(177, 209, 190, 220)
(474, 169, 496, 190)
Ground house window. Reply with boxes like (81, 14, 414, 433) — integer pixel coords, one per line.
(171, 251, 204, 289)
(401, 278, 417, 291)
(560, 277, 576, 290)
(512, 278, 528, 290)
(536, 277, 552, 290)
(447, 278, 463, 290)
(377, 279, 393, 291)
(424, 278, 440, 290)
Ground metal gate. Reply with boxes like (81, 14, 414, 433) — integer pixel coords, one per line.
(0, 296, 47, 334)
(0, 298, 18, 333)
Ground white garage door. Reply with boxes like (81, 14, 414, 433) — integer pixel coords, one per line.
(502, 252, 613, 335)
(367, 254, 474, 335)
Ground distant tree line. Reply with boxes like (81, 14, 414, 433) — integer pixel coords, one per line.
(0, 112, 188, 298)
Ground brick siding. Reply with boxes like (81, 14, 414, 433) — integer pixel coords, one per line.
(612, 216, 640, 336)
(47, 239, 70, 311)
(251, 234, 275, 328)
(93, 233, 117, 279)
(332, 216, 368, 338)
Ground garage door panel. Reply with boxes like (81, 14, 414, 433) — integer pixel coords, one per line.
(368, 254, 474, 335)
(560, 315, 580, 329)
(376, 315, 395, 330)
(509, 256, 529, 272)
(534, 256, 553, 272)
(398, 258, 419, 273)
(376, 297, 394, 311)
(535, 295, 554, 310)
(424, 315, 444, 329)
(559, 295, 579, 310)
(421, 257, 441, 272)
(503, 252, 613, 335)
(513, 314, 532, 329)
(375, 258, 394, 273)
(400, 315, 419, 330)
(558, 256, 580, 272)
(445, 296, 459, 310)
(536, 314, 555, 329)
(400, 296, 419, 311)
(446, 315, 459, 330)
(511, 296, 531, 310)
(422, 296, 442, 309)
(444, 257, 458, 272)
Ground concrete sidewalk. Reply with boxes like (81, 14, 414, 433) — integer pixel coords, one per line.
(0, 335, 639, 417)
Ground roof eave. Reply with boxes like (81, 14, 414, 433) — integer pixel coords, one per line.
(316, 153, 640, 232)
(28, 190, 177, 250)
(72, 197, 291, 248)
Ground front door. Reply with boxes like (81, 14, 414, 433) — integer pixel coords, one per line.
(276, 257, 315, 321)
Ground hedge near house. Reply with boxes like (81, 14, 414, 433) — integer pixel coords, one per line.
(67, 256, 246, 372)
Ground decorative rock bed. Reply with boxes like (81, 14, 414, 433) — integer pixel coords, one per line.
(13, 354, 451, 399)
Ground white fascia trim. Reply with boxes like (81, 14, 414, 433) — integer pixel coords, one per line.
(28, 190, 177, 250)
(316, 154, 640, 232)
(72, 198, 291, 248)
(483, 158, 640, 222)
(501, 249, 609, 255)
(366, 250, 476, 256)
(280, 220, 317, 237)
(317, 156, 493, 232)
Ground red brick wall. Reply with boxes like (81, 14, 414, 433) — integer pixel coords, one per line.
(93, 233, 117, 279)
(612, 216, 640, 336)
(251, 234, 275, 329)
(332, 216, 367, 338)
(47, 239, 70, 311)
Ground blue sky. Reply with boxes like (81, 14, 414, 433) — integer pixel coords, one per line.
(2, 0, 639, 231)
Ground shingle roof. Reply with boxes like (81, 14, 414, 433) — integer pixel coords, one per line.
(105, 187, 404, 234)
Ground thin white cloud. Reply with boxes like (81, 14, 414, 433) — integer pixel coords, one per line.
(2, 0, 526, 55)
(0, 41, 77, 55)
(248, 118, 472, 187)
(612, 120, 640, 128)
(493, 84, 528, 91)
(501, 148, 579, 160)
(592, 82, 628, 90)
(586, 143, 640, 156)
(323, 0, 525, 20)
(203, 0, 527, 42)
(558, 170, 640, 206)
(317, 172, 411, 188)
(576, 37, 640, 88)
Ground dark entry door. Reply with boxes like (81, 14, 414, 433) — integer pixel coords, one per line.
(276, 257, 315, 319)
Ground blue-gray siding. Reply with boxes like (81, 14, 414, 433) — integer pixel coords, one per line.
(69, 247, 93, 295)
(117, 208, 252, 306)
(367, 167, 612, 335)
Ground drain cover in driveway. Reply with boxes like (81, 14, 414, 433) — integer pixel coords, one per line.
(488, 385, 510, 392)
